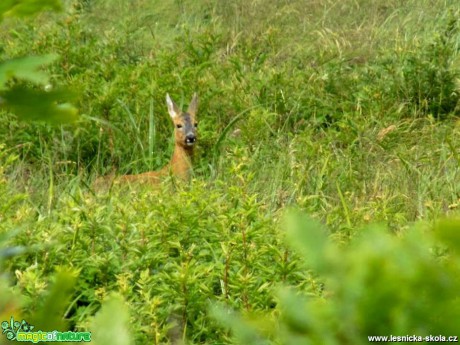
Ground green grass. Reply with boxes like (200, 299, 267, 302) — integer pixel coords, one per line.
(1, 0, 460, 344)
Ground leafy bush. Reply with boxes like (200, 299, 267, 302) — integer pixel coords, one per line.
(213, 212, 460, 344)
(1, 1, 460, 344)
(3, 180, 312, 344)
(0, 1, 78, 124)
(392, 11, 460, 118)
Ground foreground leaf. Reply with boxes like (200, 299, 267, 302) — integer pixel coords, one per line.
(0, 55, 58, 89)
(31, 268, 78, 331)
(91, 294, 133, 345)
(0, 0, 62, 20)
(0, 85, 78, 124)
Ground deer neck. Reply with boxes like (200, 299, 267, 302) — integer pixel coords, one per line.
(169, 144, 194, 180)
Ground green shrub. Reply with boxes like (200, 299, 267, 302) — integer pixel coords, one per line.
(1, 1, 460, 344)
(213, 212, 460, 344)
(4, 180, 311, 344)
(394, 12, 459, 118)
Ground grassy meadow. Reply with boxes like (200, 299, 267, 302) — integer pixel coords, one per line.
(1, 0, 460, 344)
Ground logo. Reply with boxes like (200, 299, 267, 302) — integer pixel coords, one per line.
(1, 317, 91, 343)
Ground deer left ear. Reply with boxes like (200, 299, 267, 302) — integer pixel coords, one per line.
(187, 93, 198, 116)
(166, 93, 181, 119)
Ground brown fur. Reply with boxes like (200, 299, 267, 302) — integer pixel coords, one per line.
(94, 93, 198, 188)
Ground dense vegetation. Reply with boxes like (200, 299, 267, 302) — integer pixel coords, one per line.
(1, 0, 459, 344)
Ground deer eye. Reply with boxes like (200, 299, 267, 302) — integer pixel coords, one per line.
(194, 123, 198, 128)
(176, 124, 183, 129)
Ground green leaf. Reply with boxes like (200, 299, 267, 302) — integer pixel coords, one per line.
(0, 279, 21, 326)
(0, 0, 62, 20)
(91, 294, 133, 345)
(434, 218, 460, 254)
(210, 304, 269, 345)
(31, 268, 78, 331)
(0, 55, 58, 89)
(277, 288, 311, 334)
(284, 209, 331, 272)
(0, 85, 78, 124)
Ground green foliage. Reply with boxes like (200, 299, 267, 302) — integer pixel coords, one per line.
(0, 0, 77, 124)
(0, 0, 458, 176)
(392, 12, 460, 118)
(0, 0, 460, 344)
(4, 181, 304, 344)
(0, 145, 27, 226)
(0, 55, 77, 124)
(91, 294, 133, 345)
(0, 55, 58, 87)
(0, 0, 61, 20)
(1, 85, 78, 123)
(28, 268, 78, 331)
(214, 212, 460, 344)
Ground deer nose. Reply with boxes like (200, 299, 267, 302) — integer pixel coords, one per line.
(185, 134, 196, 145)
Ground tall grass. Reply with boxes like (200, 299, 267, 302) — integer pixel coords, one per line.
(0, 0, 459, 343)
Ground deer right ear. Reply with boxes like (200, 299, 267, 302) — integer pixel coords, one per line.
(187, 93, 198, 116)
(166, 93, 180, 119)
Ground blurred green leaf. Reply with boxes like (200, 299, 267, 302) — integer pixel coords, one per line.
(0, 246, 26, 261)
(434, 218, 460, 254)
(215, 213, 460, 344)
(277, 288, 311, 335)
(277, 288, 336, 345)
(0, 3, 77, 125)
(284, 210, 331, 272)
(0, 55, 58, 89)
(0, 0, 62, 20)
(0, 280, 21, 336)
(91, 294, 133, 345)
(210, 304, 269, 345)
(0, 227, 27, 277)
(0, 85, 78, 124)
(31, 268, 78, 331)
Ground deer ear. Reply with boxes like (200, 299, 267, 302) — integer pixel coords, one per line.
(166, 93, 180, 119)
(187, 93, 198, 116)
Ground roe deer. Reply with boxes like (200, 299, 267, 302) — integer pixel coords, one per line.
(95, 93, 198, 187)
